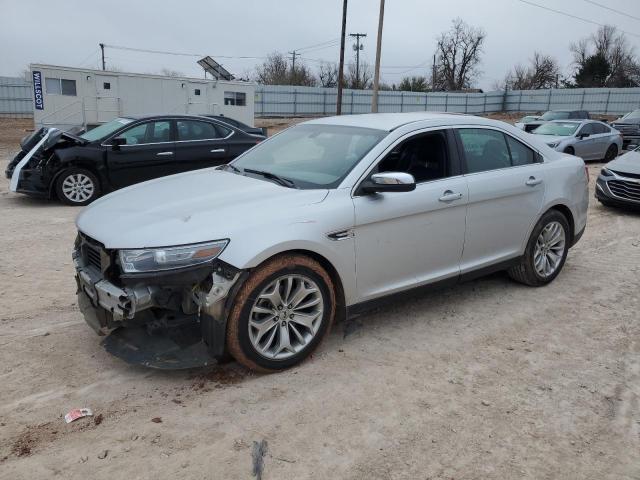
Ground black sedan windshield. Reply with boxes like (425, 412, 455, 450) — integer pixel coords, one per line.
(231, 124, 387, 188)
(80, 118, 133, 142)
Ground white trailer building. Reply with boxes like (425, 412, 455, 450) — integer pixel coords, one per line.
(30, 64, 255, 130)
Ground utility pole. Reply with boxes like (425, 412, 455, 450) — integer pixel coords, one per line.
(337, 0, 348, 115)
(371, 0, 385, 112)
(100, 43, 106, 71)
(349, 33, 366, 89)
(288, 50, 298, 83)
(431, 53, 436, 92)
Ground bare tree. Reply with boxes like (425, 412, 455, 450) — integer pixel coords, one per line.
(318, 62, 339, 88)
(254, 51, 316, 86)
(254, 52, 290, 85)
(436, 18, 486, 91)
(346, 61, 373, 89)
(501, 52, 559, 90)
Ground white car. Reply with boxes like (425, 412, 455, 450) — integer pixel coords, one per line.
(74, 113, 589, 372)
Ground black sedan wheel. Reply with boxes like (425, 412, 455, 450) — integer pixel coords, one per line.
(55, 168, 100, 206)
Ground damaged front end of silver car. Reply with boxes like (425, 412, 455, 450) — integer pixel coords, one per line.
(73, 234, 245, 369)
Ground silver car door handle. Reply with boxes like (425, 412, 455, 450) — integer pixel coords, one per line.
(210, 148, 226, 153)
(156, 151, 174, 156)
(438, 190, 463, 202)
(525, 176, 543, 186)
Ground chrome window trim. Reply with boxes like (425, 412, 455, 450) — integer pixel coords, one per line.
(101, 121, 235, 147)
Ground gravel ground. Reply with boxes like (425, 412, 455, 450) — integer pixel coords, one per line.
(0, 117, 639, 479)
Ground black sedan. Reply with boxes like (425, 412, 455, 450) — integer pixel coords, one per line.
(6, 115, 264, 205)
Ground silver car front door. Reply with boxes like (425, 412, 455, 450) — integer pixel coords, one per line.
(574, 123, 598, 160)
(352, 129, 468, 302)
(455, 127, 546, 273)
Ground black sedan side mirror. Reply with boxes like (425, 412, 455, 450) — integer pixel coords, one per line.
(360, 172, 416, 194)
(111, 137, 127, 150)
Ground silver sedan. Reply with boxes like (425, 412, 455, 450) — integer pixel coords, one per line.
(531, 120, 622, 161)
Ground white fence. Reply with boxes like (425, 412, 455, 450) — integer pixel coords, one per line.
(0, 76, 32, 118)
(4, 75, 640, 119)
(256, 85, 640, 117)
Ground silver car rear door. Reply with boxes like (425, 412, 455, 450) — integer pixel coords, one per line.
(454, 127, 546, 273)
(352, 128, 468, 302)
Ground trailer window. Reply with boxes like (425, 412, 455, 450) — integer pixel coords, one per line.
(224, 91, 246, 106)
(45, 77, 77, 96)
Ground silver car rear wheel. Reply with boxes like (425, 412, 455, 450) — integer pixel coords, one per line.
(533, 221, 566, 278)
(248, 274, 324, 361)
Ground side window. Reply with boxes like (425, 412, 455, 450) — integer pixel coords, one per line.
(118, 123, 148, 145)
(506, 135, 536, 166)
(377, 130, 450, 183)
(214, 123, 232, 138)
(593, 123, 609, 134)
(118, 121, 171, 145)
(45, 77, 77, 96)
(579, 123, 596, 136)
(224, 91, 247, 106)
(176, 120, 219, 141)
(147, 121, 171, 143)
(458, 129, 511, 173)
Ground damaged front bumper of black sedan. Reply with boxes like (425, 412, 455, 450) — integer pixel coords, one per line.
(73, 234, 245, 369)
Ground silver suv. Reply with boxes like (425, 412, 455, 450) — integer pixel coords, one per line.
(73, 113, 589, 372)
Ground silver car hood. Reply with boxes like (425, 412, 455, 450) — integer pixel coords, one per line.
(76, 169, 329, 249)
(606, 150, 640, 175)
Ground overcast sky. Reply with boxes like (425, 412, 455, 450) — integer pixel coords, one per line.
(2, 0, 639, 90)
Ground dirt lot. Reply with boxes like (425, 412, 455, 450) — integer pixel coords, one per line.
(0, 117, 639, 479)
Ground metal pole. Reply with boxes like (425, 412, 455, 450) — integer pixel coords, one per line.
(432, 53, 436, 92)
(336, 0, 347, 115)
(349, 33, 367, 89)
(371, 0, 385, 113)
(100, 43, 105, 70)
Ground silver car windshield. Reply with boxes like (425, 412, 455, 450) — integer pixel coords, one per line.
(80, 118, 134, 142)
(534, 122, 580, 136)
(231, 124, 387, 189)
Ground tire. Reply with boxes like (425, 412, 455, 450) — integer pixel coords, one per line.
(563, 146, 575, 155)
(226, 254, 335, 372)
(508, 210, 570, 287)
(55, 168, 100, 206)
(603, 144, 618, 162)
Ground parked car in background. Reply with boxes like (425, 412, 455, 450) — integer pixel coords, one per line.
(596, 146, 640, 209)
(611, 110, 640, 150)
(530, 120, 622, 161)
(517, 110, 591, 132)
(7, 115, 263, 205)
(514, 115, 541, 130)
(73, 112, 589, 371)
(206, 115, 267, 137)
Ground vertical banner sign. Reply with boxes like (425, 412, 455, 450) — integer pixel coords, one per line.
(32, 71, 44, 110)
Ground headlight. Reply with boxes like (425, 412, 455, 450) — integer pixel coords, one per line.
(119, 240, 228, 273)
(600, 168, 614, 177)
(547, 142, 559, 148)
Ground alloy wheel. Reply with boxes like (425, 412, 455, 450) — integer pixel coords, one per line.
(533, 221, 566, 278)
(248, 274, 324, 360)
(61, 173, 95, 203)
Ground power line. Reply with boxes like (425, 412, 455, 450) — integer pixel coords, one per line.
(294, 38, 341, 53)
(103, 44, 269, 60)
(515, 0, 640, 38)
(582, 0, 640, 23)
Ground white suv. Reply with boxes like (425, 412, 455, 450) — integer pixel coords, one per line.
(73, 113, 589, 372)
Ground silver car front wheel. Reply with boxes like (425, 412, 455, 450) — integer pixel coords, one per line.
(248, 274, 324, 360)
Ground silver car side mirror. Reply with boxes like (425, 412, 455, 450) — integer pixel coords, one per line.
(361, 172, 416, 194)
